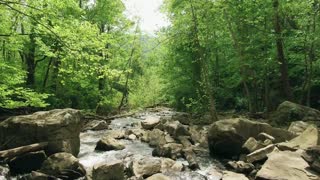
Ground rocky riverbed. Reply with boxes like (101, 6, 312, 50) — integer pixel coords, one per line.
(0, 101, 320, 180)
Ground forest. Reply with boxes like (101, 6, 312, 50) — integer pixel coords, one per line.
(0, 0, 319, 118)
(1, 0, 320, 180)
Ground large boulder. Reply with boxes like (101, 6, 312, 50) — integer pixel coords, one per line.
(189, 125, 208, 148)
(288, 121, 310, 134)
(256, 150, 320, 180)
(146, 129, 167, 147)
(141, 116, 160, 130)
(302, 146, 320, 173)
(163, 121, 190, 138)
(273, 101, 320, 125)
(277, 125, 319, 151)
(0, 109, 83, 156)
(92, 160, 125, 180)
(208, 118, 296, 157)
(152, 143, 183, 159)
(131, 156, 161, 178)
(40, 152, 86, 179)
(95, 136, 125, 151)
(8, 151, 47, 175)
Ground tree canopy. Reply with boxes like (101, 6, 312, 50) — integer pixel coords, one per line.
(0, 0, 319, 118)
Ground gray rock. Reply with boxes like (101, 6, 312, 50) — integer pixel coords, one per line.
(147, 129, 166, 147)
(40, 152, 86, 179)
(82, 120, 109, 131)
(256, 149, 320, 180)
(0, 164, 10, 179)
(246, 144, 276, 163)
(8, 151, 47, 175)
(95, 136, 125, 151)
(141, 116, 160, 130)
(277, 125, 319, 151)
(288, 121, 310, 134)
(226, 161, 254, 174)
(208, 118, 296, 157)
(164, 121, 190, 138)
(146, 173, 170, 180)
(242, 137, 263, 153)
(92, 160, 124, 180)
(131, 156, 161, 178)
(272, 101, 320, 125)
(0, 109, 83, 156)
(222, 171, 249, 180)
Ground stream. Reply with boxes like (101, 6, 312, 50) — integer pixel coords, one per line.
(78, 109, 224, 180)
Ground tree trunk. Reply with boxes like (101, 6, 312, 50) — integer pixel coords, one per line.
(25, 32, 36, 87)
(273, 0, 292, 100)
(190, 0, 218, 121)
(223, 10, 255, 113)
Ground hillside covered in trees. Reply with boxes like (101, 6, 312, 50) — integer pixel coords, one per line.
(0, 0, 319, 118)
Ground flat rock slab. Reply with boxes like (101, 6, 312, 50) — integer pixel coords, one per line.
(256, 150, 320, 180)
(141, 116, 160, 130)
(0, 109, 83, 156)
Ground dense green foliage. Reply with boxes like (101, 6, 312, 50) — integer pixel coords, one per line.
(0, 0, 319, 117)
(161, 0, 320, 116)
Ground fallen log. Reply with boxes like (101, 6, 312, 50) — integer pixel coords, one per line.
(0, 142, 48, 161)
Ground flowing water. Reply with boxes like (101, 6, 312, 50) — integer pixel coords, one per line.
(78, 110, 224, 180)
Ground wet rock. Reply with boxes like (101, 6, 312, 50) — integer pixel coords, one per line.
(160, 158, 183, 173)
(302, 146, 320, 173)
(40, 152, 86, 179)
(164, 134, 175, 143)
(246, 144, 276, 163)
(222, 171, 249, 180)
(288, 121, 310, 134)
(0, 164, 10, 179)
(189, 125, 208, 148)
(183, 148, 199, 170)
(126, 129, 146, 139)
(208, 118, 296, 157)
(163, 121, 190, 138)
(0, 109, 83, 156)
(82, 120, 109, 131)
(141, 116, 160, 130)
(272, 101, 320, 125)
(8, 151, 47, 175)
(241, 137, 264, 153)
(95, 136, 125, 151)
(256, 150, 320, 180)
(147, 129, 166, 147)
(226, 161, 254, 174)
(277, 125, 319, 151)
(128, 134, 137, 140)
(92, 160, 125, 180)
(146, 173, 170, 180)
(131, 156, 161, 178)
(108, 130, 126, 139)
(152, 143, 183, 159)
